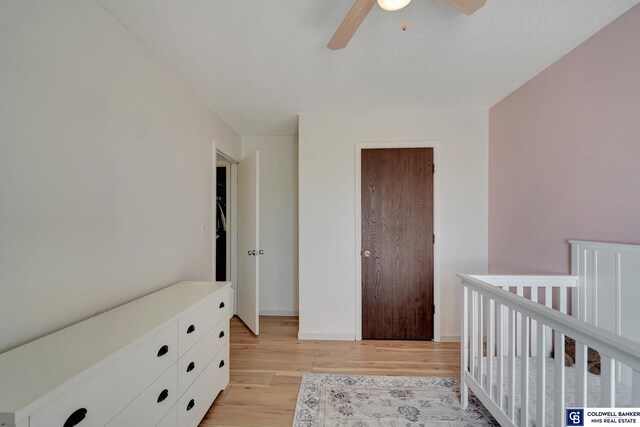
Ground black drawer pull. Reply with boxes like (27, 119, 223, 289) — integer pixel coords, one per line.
(186, 399, 195, 411)
(187, 361, 195, 372)
(157, 389, 169, 403)
(157, 345, 169, 357)
(187, 324, 196, 334)
(219, 302, 225, 309)
(64, 408, 87, 427)
(219, 360, 225, 368)
(219, 331, 225, 339)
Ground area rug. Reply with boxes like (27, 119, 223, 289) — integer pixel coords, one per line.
(292, 374, 498, 427)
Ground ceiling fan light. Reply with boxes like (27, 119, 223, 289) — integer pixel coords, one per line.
(377, 0, 412, 11)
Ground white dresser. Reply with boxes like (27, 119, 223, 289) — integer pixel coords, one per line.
(0, 281, 231, 427)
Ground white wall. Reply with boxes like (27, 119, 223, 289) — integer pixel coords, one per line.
(242, 136, 299, 316)
(217, 131, 242, 163)
(298, 111, 488, 341)
(0, 0, 241, 353)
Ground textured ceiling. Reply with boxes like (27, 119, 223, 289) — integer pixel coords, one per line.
(98, 0, 639, 136)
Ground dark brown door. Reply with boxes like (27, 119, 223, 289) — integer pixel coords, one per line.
(361, 148, 434, 340)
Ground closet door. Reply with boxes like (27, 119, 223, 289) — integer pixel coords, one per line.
(237, 152, 260, 335)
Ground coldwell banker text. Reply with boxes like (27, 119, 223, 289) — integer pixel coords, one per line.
(588, 411, 640, 423)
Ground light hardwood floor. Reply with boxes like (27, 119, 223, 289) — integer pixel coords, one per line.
(200, 316, 460, 427)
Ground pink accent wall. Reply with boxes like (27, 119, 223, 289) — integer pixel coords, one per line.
(489, 5, 640, 274)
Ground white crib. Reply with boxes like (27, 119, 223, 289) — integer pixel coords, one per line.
(459, 241, 640, 427)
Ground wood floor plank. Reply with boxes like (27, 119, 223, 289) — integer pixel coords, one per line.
(233, 350, 345, 363)
(201, 403, 294, 427)
(222, 384, 301, 406)
(346, 349, 458, 363)
(231, 358, 313, 372)
(312, 360, 456, 377)
(373, 341, 459, 350)
(230, 369, 304, 376)
(199, 316, 461, 427)
(229, 372, 274, 386)
(271, 374, 303, 386)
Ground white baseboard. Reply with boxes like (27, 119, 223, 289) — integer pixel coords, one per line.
(259, 309, 299, 316)
(440, 335, 461, 342)
(298, 331, 355, 341)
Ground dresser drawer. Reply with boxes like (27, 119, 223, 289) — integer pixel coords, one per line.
(156, 404, 177, 427)
(178, 345, 229, 427)
(178, 290, 229, 356)
(106, 363, 177, 427)
(178, 317, 228, 397)
(30, 323, 178, 427)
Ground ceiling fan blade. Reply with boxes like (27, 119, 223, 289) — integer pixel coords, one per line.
(327, 0, 377, 50)
(442, 0, 486, 15)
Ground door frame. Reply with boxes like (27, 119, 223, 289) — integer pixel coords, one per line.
(354, 141, 441, 342)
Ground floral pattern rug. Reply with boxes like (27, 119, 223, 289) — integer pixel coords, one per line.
(293, 374, 498, 427)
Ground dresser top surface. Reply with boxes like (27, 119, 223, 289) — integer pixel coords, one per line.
(0, 281, 229, 418)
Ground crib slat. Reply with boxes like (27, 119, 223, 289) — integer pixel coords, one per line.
(554, 332, 565, 426)
(633, 370, 640, 406)
(508, 308, 516, 421)
(461, 285, 469, 408)
(502, 287, 509, 356)
(601, 355, 615, 407)
(544, 287, 552, 309)
(560, 287, 568, 315)
(531, 287, 538, 357)
(520, 315, 530, 427)
(496, 301, 504, 410)
(516, 288, 523, 357)
(536, 323, 546, 427)
(487, 298, 495, 398)
(478, 294, 484, 387)
(545, 288, 553, 357)
(471, 291, 477, 381)
(575, 341, 588, 407)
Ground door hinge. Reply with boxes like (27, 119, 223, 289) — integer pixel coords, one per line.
(432, 163, 435, 174)
(432, 234, 435, 244)
(432, 305, 436, 315)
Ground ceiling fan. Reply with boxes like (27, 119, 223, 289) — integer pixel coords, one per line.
(327, 0, 486, 50)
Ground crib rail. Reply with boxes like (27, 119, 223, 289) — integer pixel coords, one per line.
(459, 274, 640, 427)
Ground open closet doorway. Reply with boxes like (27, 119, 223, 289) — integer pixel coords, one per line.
(215, 149, 261, 336)
(216, 151, 238, 316)
(216, 153, 232, 282)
